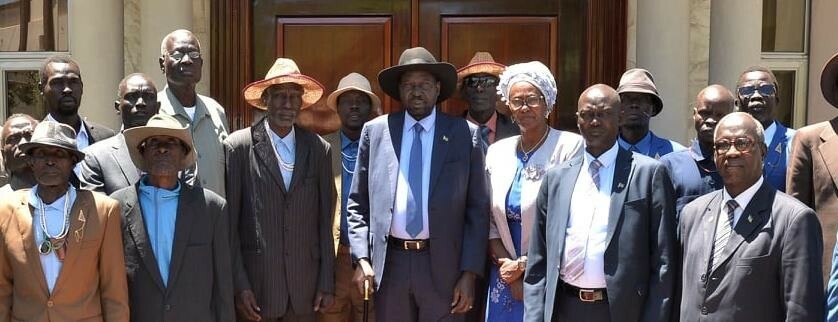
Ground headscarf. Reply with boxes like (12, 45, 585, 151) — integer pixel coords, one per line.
(496, 61, 557, 115)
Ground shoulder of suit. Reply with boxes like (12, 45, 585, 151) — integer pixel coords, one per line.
(772, 190, 815, 216)
(658, 148, 690, 166)
(82, 134, 122, 154)
(681, 189, 722, 218)
(225, 126, 254, 146)
(629, 150, 663, 168)
(108, 185, 135, 203)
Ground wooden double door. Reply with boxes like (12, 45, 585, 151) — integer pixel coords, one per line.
(211, 0, 626, 132)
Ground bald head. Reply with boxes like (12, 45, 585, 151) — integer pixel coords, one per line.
(693, 85, 735, 147)
(713, 112, 767, 195)
(578, 84, 621, 111)
(115, 73, 159, 129)
(577, 84, 621, 157)
(714, 112, 764, 144)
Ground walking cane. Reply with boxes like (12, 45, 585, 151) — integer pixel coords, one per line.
(363, 279, 370, 322)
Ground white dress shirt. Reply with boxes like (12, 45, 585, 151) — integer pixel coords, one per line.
(721, 177, 764, 227)
(562, 142, 619, 288)
(391, 109, 436, 239)
(29, 184, 77, 294)
(265, 121, 296, 190)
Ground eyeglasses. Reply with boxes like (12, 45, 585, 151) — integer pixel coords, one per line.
(509, 95, 544, 109)
(714, 137, 755, 154)
(464, 76, 498, 88)
(737, 84, 776, 97)
(169, 51, 202, 61)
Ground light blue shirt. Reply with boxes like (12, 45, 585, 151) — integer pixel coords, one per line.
(138, 177, 181, 287)
(618, 131, 654, 155)
(266, 121, 296, 190)
(763, 121, 795, 164)
(29, 184, 77, 294)
(391, 109, 436, 239)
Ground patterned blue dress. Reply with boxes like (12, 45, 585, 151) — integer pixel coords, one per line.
(486, 150, 526, 322)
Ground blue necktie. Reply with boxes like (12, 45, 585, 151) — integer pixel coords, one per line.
(406, 123, 424, 237)
(479, 125, 490, 152)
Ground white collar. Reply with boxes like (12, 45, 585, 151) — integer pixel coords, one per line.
(583, 141, 619, 169)
(265, 120, 296, 148)
(404, 108, 437, 133)
(722, 177, 764, 211)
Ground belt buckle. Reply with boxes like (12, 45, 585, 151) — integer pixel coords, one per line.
(578, 289, 599, 302)
(403, 241, 420, 250)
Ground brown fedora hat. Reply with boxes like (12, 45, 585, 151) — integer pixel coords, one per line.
(457, 52, 506, 85)
(243, 58, 325, 110)
(124, 114, 197, 173)
(19, 121, 85, 163)
(617, 68, 663, 116)
(821, 52, 838, 109)
(378, 47, 457, 103)
(326, 72, 382, 116)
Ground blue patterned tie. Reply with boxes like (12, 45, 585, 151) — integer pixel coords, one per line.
(479, 125, 490, 152)
(406, 123, 424, 237)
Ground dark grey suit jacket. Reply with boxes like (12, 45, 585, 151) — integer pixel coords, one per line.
(347, 110, 490, 297)
(111, 181, 234, 322)
(80, 134, 139, 194)
(225, 120, 336, 318)
(494, 112, 520, 142)
(524, 147, 677, 322)
(677, 181, 824, 322)
(85, 119, 116, 143)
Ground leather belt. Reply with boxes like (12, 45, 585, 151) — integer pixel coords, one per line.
(389, 237, 430, 250)
(560, 281, 607, 303)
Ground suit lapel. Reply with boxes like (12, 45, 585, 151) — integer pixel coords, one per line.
(16, 196, 49, 295)
(429, 113, 452, 192)
(606, 148, 633, 249)
(819, 119, 838, 191)
(388, 112, 405, 163)
(166, 185, 198, 290)
(114, 135, 140, 186)
(556, 158, 582, 263)
(124, 186, 166, 290)
(252, 120, 286, 193)
(713, 182, 773, 273)
(51, 191, 91, 295)
(288, 127, 311, 192)
(700, 192, 723, 273)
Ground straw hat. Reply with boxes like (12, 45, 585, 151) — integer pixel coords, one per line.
(456, 52, 506, 85)
(124, 114, 196, 173)
(19, 121, 85, 163)
(378, 47, 457, 103)
(821, 52, 838, 109)
(326, 73, 382, 115)
(242, 58, 325, 109)
(616, 68, 664, 116)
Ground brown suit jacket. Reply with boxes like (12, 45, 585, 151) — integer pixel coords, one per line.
(225, 120, 336, 319)
(787, 116, 838, 279)
(323, 132, 342, 255)
(112, 182, 234, 322)
(0, 189, 128, 322)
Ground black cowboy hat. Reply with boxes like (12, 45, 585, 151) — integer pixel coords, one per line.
(378, 47, 458, 103)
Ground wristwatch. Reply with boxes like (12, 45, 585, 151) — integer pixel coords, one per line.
(517, 256, 528, 270)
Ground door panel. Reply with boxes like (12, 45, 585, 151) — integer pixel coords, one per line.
(210, 0, 626, 132)
(276, 17, 393, 132)
(440, 16, 558, 118)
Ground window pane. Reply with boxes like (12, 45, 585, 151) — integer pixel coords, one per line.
(761, 0, 806, 52)
(773, 70, 795, 127)
(5, 70, 45, 119)
(0, 0, 68, 52)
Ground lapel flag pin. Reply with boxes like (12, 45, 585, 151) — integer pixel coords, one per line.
(442, 135, 449, 142)
(775, 143, 783, 154)
(747, 215, 753, 223)
(617, 182, 625, 189)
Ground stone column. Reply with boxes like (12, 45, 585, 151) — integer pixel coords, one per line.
(68, 0, 123, 129)
(635, 0, 692, 144)
(708, 0, 762, 92)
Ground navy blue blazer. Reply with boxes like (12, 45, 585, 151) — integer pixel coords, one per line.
(524, 147, 677, 322)
(347, 110, 490, 297)
(763, 121, 796, 192)
(659, 140, 724, 216)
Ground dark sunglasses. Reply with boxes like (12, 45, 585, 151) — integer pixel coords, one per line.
(737, 84, 776, 97)
(464, 76, 498, 88)
(714, 137, 755, 154)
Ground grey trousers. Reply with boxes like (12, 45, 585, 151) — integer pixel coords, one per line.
(376, 247, 465, 322)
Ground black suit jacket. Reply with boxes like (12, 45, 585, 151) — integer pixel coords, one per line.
(111, 181, 234, 322)
(524, 147, 677, 322)
(225, 120, 336, 318)
(677, 181, 823, 321)
(85, 119, 116, 143)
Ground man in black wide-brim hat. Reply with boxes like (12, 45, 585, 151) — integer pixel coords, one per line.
(346, 46, 490, 321)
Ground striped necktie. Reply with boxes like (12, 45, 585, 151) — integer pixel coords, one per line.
(711, 199, 739, 270)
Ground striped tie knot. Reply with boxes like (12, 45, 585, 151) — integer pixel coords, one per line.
(725, 199, 739, 214)
(589, 159, 603, 190)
